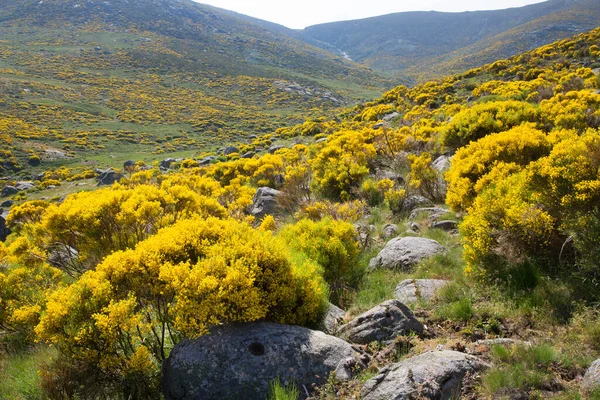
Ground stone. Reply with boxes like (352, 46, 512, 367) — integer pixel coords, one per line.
(0, 200, 14, 208)
(394, 279, 451, 304)
(160, 158, 177, 170)
(0, 210, 10, 242)
(409, 207, 449, 222)
(372, 122, 385, 129)
(162, 322, 364, 400)
(583, 359, 600, 392)
(15, 181, 35, 191)
(401, 195, 433, 213)
(317, 303, 347, 335)
(432, 154, 452, 173)
(405, 222, 420, 232)
(123, 160, 136, 169)
(315, 137, 327, 144)
(241, 151, 255, 159)
(1, 186, 18, 197)
(355, 223, 375, 247)
(223, 146, 239, 155)
(97, 169, 123, 186)
(361, 350, 487, 400)
(382, 224, 399, 239)
(337, 300, 423, 345)
(369, 237, 445, 270)
(268, 145, 285, 154)
(431, 220, 458, 231)
(47, 244, 79, 270)
(378, 170, 404, 185)
(198, 156, 217, 166)
(383, 112, 400, 121)
(250, 187, 282, 219)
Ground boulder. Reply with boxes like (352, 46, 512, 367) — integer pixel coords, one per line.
(223, 146, 239, 155)
(160, 158, 177, 169)
(15, 181, 35, 191)
(394, 279, 451, 304)
(372, 122, 386, 129)
(162, 322, 364, 400)
(431, 154, 452, 173)
(583, 359, 600, 392)
(431, 220, 458, 231)
(405, 222, 420, 232)
(315, 137, 327, 144)
(47, 244, 79, 270)
(317, 303, 346, 335)
(361, 350, 487, 400)
(369, 237, 445, 270)
(1, 186, 18, 197)
(378, 170, 404, 185)
(97, 169, 123, 186)
(241, 151, 255, 159)
(0, 210, 10, 242)
(250, 187, 282, 219)
(123, 160, 136, 169)
(409, 207, 449, 222)
(268, 145, 285, 154)
(383, 112, 400, 121)
(401, 195, 433, 213)
(354, 223, 375, 247)
(0, 200, 14, 208)
(337, 300, 423, 345)
(382, 224, 399, 239)
(198, 156, 217, 166)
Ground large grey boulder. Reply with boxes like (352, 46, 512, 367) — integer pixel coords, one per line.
(337, 300, 423, 345)
(162, 322, 364, 400)
(432, 154, 452, 173)
(198, 156, 217, 166)
(409, 207, 449, 222)
(583, 359, 600, 392)
(382, 224, 399, 239)
(250, 187, 282, 219)
(47, 244, 79, 270)
(268, 145, 285, 154)
(317, 303, 346, 335)
(1, 186, 18, 197)
(15, 181, 35, 191)
(369, 237, 445, 270)
(0, 210, 10, 242)
(160, 158, 177, 169)
(97, 169, 123, 186)
(223, 146, 239, 155)
(0, 200, 14, 208)
(361, 351, 487, 400)
(394, 279, 451, 304)
(431, 220, 458, 231)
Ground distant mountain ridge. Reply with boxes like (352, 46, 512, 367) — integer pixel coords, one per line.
(299, 0, 600, 80)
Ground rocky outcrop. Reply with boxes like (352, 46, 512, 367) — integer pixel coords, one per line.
(223, 146, 239, 155)
(361, 351, 487, 400)
(431, 220, 458, 231)
(198, 156, 217, 166)
(382, 224, 399, 239)
(15, 181, 35, 191)
(268, 145, 285, 154)
(431, 154, 452, 173)
(250, 187, 282, 219)
(317, 303, 347, 335)
(408, 207, 449, 222)
(162, 322, 364, 400)
(394, 279, 450, 304)
(337, 300, 423, 345)
(369, 237, 446, 270)
(0, 210, 10, 242)
(97, 169, 123, 186)
(583, 359, 600, 392)
(1, 186, 18, 197)
(400, 195, 433, 213)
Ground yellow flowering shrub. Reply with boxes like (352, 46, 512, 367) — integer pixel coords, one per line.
(408, 152, 444, 201)
(360, 178, 394, 206)
(540, 90, 600, 131)
(297, 200, 367, 222)
(279, 218, 361, 303)
(445, 125, 552, 211)
(36, 217, 327, 395)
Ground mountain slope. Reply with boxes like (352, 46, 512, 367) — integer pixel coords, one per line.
(0, 0, 391, 176)
(301, 0, 600, 79)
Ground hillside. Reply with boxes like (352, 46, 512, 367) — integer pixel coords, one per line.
(0, 0, 390, 178)
(301, 0, 600, 79)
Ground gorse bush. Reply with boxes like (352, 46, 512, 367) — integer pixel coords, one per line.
(35, 217, 328, 397)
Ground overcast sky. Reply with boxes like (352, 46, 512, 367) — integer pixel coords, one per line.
(196, 0, 548, 29)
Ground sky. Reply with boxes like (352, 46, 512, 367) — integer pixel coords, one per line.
(196, 0, 548, 29)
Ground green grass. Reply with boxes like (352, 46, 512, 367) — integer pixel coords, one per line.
(348, 268, 409, 316)
(0, 345, 56, 400)
(268, 379, 300, 400)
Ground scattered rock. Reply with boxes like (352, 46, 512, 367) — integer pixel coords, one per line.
(97, 169, 123, 186)
(47, 244, 79, 270)
(383, 112, 400, 121)
(337, 300, 423, 345)
(268, 145, 285, 154)
(0, 210, 10, 242)
(123, 160, 136, 169)
(44, 149, 67, 159)
(382, 224, 399, 239)
(315, 137, 327, 144)
(15, 181, 35, 191)
(475, 338, 531, 347)
(394, 279, 451, 304)
(355, 223, 375, 247)
(372, 121, 386, 129)
(431, 154, 452, 173)
(198, 156, 217, 166)
(369, 237, 446, 270)
(223, 146, 239, 155)
(405, 222, 420, 232)
(401, 195, 433, 213)
(28, 157, 41, 167)
(408, 207, 449, 222)
(162, 322, 364, 400)
(250, 187, 282, 219)
(317, 303, 347, 335)
(1, 186, 18, 197)
(160, 158, 177, 170)
(361, 350, 487, 400)
(431, 220, 458, 231)
(241, 151, 255, 159)
(0, 200, 14, 208)
(583, 359, 600, 392)
(378, 170, 404, 185)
